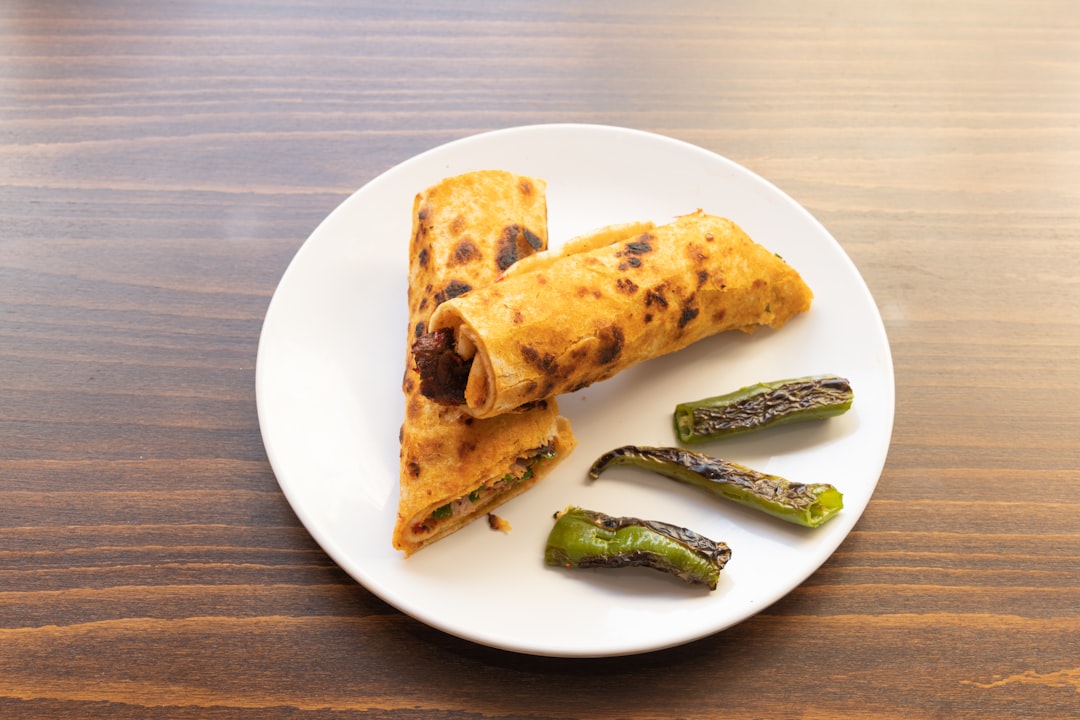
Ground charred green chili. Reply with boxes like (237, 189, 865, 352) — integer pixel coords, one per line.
(589, 446, 843, 528)
(544, 506, 731, 590)
(673, 375, 853, 443)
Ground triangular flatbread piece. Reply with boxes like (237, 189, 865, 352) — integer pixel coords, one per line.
(393, 170, 576, 556)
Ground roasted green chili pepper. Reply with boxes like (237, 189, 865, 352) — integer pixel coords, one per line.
(673, 375, 853, 443)
(544, 506, 730, 590)
(589, 446, 843, 528)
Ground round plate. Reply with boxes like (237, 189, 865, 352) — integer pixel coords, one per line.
(255, 124, 895, 657)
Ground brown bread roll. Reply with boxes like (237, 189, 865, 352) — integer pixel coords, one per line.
(394, 170, 576, 556)
(420, 210, 813, 419)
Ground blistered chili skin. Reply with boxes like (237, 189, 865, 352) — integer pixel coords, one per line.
(674, 375, 854, 443)
(544, 506, 730, 590)
(588, 445, 844, 528)
(411, 328, 470, 406)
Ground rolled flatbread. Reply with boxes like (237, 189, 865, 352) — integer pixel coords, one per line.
(416, 210, 814, 419)
(394, 170, 576, 556)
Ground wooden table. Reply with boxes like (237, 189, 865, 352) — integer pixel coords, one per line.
(3, 1, 1078, 718)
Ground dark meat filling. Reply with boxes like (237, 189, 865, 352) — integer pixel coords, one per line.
(412, 328, 470, 405)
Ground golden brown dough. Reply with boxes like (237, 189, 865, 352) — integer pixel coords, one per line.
(394, 170, 576, 556)
(424, 210, 813, 419)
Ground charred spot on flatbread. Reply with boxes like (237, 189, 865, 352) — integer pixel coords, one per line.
(575, 286, 593, 298)
(679, 298, 700, 329)
(413, 206, 432, 251)
(521, 345, 558, 375)
(434, 279, 473, 307)
(496, 224, 544, 270)
(625, 234, 655, 254)
(616, 278, 639, 294)
(645, 287, 669, 309)
(522, 227, 543, 250)
(596, 325, 625, 365)
(615, 236, 653, 270)
(417, 245, 430, 268)
(515, 398, 549, 412)
(496, 229, 521, 270)
(450, 237, 479, 266)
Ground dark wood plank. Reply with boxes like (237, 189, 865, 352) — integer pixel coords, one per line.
(1, 0, 1078, 718)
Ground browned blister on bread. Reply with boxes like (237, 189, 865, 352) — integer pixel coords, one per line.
(394, 170, 577, 556)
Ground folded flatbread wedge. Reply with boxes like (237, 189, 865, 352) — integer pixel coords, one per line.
(394, 170, 576, 556)
(415, 210, 814, 419)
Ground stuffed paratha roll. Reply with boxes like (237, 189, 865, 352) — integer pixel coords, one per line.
(415, 210, 813, 419)
(394, 170, 576, 556)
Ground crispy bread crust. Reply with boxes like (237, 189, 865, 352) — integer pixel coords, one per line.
(394, 170, 576, 556)
(430, 211, 814, 419)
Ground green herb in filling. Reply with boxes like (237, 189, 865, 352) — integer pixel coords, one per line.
(430, 450, 558, 522)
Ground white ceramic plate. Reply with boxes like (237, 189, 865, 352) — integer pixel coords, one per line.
(256, 124, 894, 657)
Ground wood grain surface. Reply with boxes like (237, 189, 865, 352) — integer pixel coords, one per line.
(2, 1, 1078, 718)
